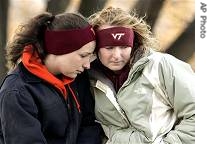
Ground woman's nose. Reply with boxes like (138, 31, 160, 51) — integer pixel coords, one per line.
(82, 61, 90, 69)
(112, 47, 121, 59)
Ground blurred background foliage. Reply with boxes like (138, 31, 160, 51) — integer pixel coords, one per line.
(0, 0, 195, 83)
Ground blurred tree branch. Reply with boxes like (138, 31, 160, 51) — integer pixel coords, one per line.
(166, 19, 195, 62)
(79, 0, 107, 17)
(0, 0, 9, 83)
(134, 0, 164, 29)
(46, 0, 71, 14)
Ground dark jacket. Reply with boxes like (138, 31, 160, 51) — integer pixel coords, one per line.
(0, 63, 102, 144)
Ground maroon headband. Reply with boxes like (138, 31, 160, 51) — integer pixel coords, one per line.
(44, 25, 95, 55)
(96, 27, 134, 49)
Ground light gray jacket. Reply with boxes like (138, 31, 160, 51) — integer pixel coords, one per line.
(89, 51, 195, 144)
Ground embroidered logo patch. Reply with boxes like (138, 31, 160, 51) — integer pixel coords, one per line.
(111, 33, 125, 40)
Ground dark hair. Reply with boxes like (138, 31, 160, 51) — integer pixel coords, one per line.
(6, 12, 89, 69)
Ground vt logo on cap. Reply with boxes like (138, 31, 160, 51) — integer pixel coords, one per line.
(96, 26, 134, 49)
(111, 33, 125, 40)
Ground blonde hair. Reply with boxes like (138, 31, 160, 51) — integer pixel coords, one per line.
(89, 7, 159, 64)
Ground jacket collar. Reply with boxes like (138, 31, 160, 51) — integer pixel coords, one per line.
(129, 56, 149, 75)
(17, 62, 42, 83)
(88, 68, 117, 94)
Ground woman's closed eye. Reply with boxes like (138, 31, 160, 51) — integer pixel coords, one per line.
(80, 54, 88, 58)
(120, 46, 128, 49)
(105, 46, 114, 50)
(80, 53, 96, 61)
(80, 52, 92, 58)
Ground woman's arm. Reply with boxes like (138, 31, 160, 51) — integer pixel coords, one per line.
(75, 71, 103, 144)
(160, 54, 195, 144)
(0, 89, 47, 144)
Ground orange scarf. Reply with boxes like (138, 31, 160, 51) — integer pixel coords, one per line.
(21, 45, 73, 100)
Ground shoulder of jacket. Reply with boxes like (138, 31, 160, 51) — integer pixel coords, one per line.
(147, 51, 166, 63)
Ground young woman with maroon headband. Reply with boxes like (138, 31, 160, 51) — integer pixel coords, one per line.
(88, 7, 195, 144)
(0, 12, 102, 144)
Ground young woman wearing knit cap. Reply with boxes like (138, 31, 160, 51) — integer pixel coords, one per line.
(0, 12, 102, 144)
(88, 7, 195, 144)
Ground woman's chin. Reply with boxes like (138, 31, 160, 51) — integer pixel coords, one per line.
(64, 73, 77, 79)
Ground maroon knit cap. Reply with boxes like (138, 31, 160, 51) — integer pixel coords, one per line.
(44, 25, 95, 55)
(96, 26, 134, 49)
